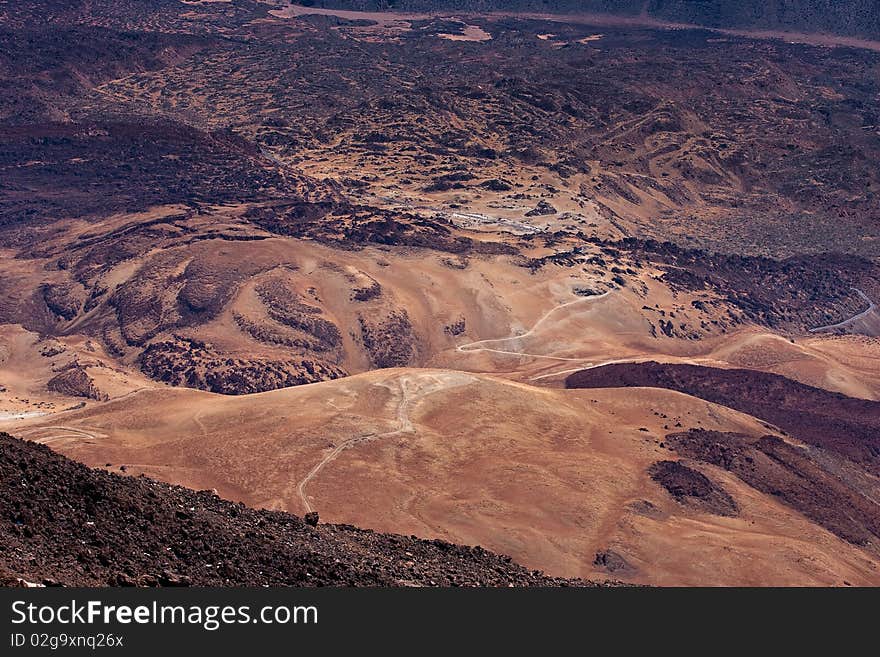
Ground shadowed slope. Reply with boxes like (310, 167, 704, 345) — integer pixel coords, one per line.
(566, 361, 880, 473)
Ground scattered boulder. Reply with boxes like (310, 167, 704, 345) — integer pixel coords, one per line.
(648, 460, 738, 517)
(525, 200, 557, 216)
(480, 178, 512, 192)
(593, 550, 636, 575)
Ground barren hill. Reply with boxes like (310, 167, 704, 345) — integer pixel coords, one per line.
(0, 432, 595, 587)
(9, 368, 880, 586)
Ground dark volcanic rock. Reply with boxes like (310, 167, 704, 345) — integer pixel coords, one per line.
(480, 178, 513, 192)
(525, 200, 558, 217)
(255, 278, 344, 352)
(359, 311, 417, 368)
(593, 549, 636, 575)
(244, 203, 515, 257)
(138, 336, 345, 395)
(41, 282, 85, 321)
(0, 122, 318, 227)
(566, 362, 880, 474)
(606, 239, 879, 333)
(46, 364, 108, 402)
(0, 433, 613, 587)
(648, 460, 738, 517)
(664, 429, 880, 547)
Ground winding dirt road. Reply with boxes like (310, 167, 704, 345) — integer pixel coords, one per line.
(809, 288, 877, 333)
(296, 372, 473, 514)
(456, 291, 610, 362)
(15, 425, 105, 445)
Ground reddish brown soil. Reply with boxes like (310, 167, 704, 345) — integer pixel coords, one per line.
(0, 433, 608, 587)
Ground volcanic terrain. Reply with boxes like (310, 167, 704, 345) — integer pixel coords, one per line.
(2, 1, 880, 586)
(0, 432, 601, 587)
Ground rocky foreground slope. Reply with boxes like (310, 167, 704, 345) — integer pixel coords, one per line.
(0, 433, 603, 587)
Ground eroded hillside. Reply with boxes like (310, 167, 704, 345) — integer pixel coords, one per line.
(2, 1, 880, 587)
